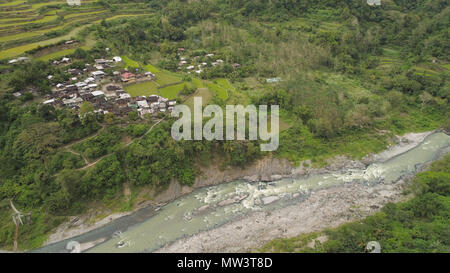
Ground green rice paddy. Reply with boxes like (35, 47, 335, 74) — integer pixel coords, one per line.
(124, 80, 159, 97)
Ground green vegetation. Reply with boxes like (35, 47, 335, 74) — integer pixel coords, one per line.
(0, 0, 154, 60)
(144, 63, 159, 73)
(121, 55, 139, 68)
(124, 80, 159, 97)
(259, 154, 450, 253)
(0, 1, 25, 7)
(206, 81, 228, 100)
(0, 0, 449, 251)
(158, 82, 187, 99)
(0, 15, 58, 28)
(72, 126, 123, 162)
(154, 72, 181, 86)
(35, 48, 77, 61)
(185, 87, 213, 111)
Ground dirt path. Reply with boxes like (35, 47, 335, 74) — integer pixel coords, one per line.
(79, 155, 107, 170)
(76, 118, 166, 170)
(66, 149, 89, 165)
(126, 117, 165, 147)
(61, 124, 105, 151)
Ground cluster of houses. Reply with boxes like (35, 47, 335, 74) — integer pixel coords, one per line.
(176, 49, 240, 75)
(40, 57, 172, 118)
(131, 95, 177, 115)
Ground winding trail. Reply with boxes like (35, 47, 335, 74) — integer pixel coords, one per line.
(61, 124, 105, 150)
(66, 149, 89, 165)
(76, 118, 166, 170)
(126, 117, 166, 147)
(60, 124, 106, 166)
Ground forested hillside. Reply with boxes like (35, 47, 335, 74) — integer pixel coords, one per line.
(0, 0, 448, 250)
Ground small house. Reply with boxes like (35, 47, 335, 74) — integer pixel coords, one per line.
(147, 95, 160, 103)
(95, 59, 107, 65)
(119, 93, 131, 99)
(43, 99, 55, 105)
(91, 71, 106, 79)
(91, 90, 105, 97)
(112, 56, 122, 63)
(67, 0, 81, 6)
(121, 72, 135, 82)
(63, 97, 83, 107)
(367, 0, 381, 6)
(87, 84, 98, 90)
(84, 77, 95, 83)
(137, 100, 150, 109)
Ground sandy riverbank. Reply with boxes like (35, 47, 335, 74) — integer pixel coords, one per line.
(43, 131, 436, 248)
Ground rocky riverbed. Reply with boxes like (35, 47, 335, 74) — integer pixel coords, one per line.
(43, 131, 442, 252)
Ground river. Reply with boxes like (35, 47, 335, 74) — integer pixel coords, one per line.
(33, 132, 450, 253)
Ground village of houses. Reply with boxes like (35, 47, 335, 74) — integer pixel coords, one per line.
(8, 47, 243, 119)
(28, 55, 178, 118)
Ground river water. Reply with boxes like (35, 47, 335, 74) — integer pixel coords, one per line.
(34, 132, 450, 253)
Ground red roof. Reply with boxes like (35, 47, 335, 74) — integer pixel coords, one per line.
(121, 72, 135, 79)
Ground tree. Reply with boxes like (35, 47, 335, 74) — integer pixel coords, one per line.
(128, 111, 139, 121)
(79, 102, 94, 116)
(104, 112, 116, 124)
(419, 91, 433, 110)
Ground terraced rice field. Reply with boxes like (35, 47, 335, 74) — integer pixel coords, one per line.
(0, 23, 90, 59)
(0, 16, 92, 43)
(158, 82, 187, 99)
(206, 81, 228, 99)
(191, 77, 205, 88)
(154, 72, 181, 86)
(143, 63, 159, 73)
(0, 17, 30, 23)
(0, 12, 153, 59)
(35, 47, 76, 61)
(64, 10, 106, 19)
(0, 31, 40, 42)
(124, 71, 185, 99)
(0, 1, 26, 7)
(0, 14, 58, 28)
(125, 81, 160, 97)
(0, 0, 153, 59)
(122, 55, 140, 68)
(30, 1, 64, 10)
(185, 87, 214, 110)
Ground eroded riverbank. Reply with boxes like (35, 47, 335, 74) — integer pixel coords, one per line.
(90, 131, 449, 253)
